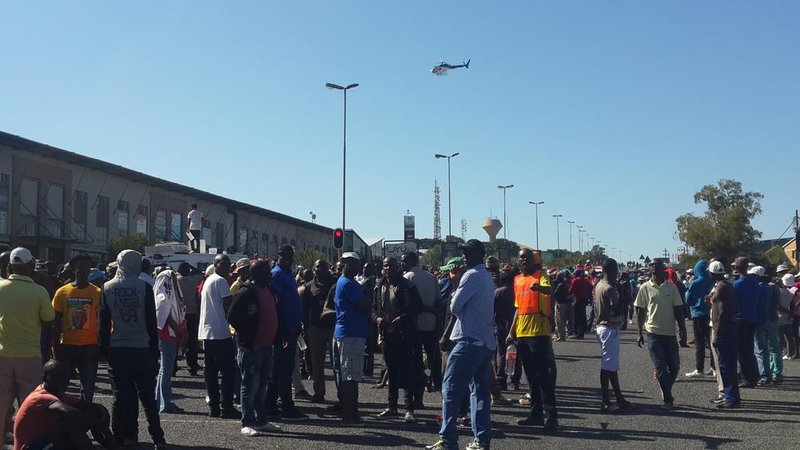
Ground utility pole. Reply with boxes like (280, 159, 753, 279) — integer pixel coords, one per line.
(795, 210, 800, 265)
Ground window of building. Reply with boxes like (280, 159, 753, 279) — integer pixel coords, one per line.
(239, 227, 249, 253)
(45, 183, 64, 238)
(260, 233, 270, 256)
(96, 195, 110, 245)
(0, 173, 10, 235)
(73, 191, 87, 241)
(116, 200, 129, 237)
(19, 177, 39, 236)
(135, 205, 148, 235)
(170, 212, 182, 241)
(215, 222, 225, 250)
(154, 209, 167, 242)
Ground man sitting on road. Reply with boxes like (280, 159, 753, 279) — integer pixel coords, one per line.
(14, 360, 117, 450)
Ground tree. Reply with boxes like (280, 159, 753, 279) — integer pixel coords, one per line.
(420, 243, 442, 269)
(108, 233, 150, 260)
(676, 179, 763, 264)
(294, 249, 327, 270)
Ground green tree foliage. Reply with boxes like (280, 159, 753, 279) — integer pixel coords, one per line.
(108, 233, 150, 259)
(294, 249, 327, 270)
(676, 179, 763, 264)
(420, 243, 442, 269)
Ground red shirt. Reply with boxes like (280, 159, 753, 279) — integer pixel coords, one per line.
(569, 277, 592, 302)
(254, 287, 278, 347)
(13, 385, 78, 449)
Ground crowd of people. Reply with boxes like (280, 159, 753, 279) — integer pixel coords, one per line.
(1, 239, 799, 450)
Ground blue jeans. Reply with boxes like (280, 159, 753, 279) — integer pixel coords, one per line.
(439, 339, 493, 449)
(714, 334, 740, 403)
(646, 333, 679, 404)
(238, 345, 274, 427)
(156, 339, 177, 411)
(755, 321, 770, 380)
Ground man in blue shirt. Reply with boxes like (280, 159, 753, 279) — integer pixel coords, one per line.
(333, 252, 371, 423)
(426, 239, 495, 450)
(731, 257, 759, 388)
(265, 246, 308, 421)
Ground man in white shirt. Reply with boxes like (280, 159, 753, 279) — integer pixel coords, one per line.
(187, 204, 203, 253)
(199, 254, 237, 418)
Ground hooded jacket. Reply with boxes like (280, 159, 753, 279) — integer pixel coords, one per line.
(99, 250, 158, 351)
(685, 260, 713, 318)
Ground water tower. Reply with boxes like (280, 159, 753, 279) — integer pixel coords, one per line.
(482, 218, 502, 242)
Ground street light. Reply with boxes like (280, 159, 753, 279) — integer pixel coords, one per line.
(497, 184, 514, 240)
(552, 214, 563, 257)
(325, 82, 359, 234)
(529, 201, 544, 250)
(309, 211, 316, 224)
(435, 152, 460, 238)
(567, 220, 574, 253)
(577, 225, 584, 253)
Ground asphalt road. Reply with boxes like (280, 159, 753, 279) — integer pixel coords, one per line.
(30, 326, 800, 450)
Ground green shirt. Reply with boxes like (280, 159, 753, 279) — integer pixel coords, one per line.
(634, 279, 682, 336)
(0, 275, 55, 357)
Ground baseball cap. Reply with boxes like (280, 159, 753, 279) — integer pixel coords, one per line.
(747, 265, 765, 277)
(781, 273, 795, 287)
(10, 247, 34, 264)
(341, 251, 361, 261)
(458, 239, 485, 254)
(777, 264, 789, 273)
(440, 256, 465, 272)
(278, 245, 295, 254)
(708, 260, 725, 274)
(231, 257, 251, 274)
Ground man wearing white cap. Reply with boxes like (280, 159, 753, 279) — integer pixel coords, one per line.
(778, 273, 797, 360)
(333, 251, 371, 423)
(0, 247, 56, 440)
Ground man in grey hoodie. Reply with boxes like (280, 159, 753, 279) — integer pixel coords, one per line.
(99, 250, 166, 449)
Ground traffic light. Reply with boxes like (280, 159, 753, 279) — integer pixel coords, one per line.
(333, 228, 344, 249)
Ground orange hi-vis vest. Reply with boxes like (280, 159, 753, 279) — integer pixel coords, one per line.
(514, 271, 551, 317)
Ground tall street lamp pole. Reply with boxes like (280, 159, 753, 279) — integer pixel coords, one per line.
(497, 184, 514, 240)
(435, 152, 460, 238)
(529, 201, 544, 250)
(553, 214, 563, 258)
(326, 82, 359, 233)
(576, 225, 583, 253)
(567, 220, 574, 253)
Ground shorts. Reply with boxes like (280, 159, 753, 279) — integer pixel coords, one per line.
(596, 325, 620, 372)
(334, 337, 366, 382)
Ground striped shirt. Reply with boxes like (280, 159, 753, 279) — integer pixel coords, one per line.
(449, 264, 496, 351)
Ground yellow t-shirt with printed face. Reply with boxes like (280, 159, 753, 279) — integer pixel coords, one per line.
(514, 271, 552, 338)
(52, 283, 101, 346)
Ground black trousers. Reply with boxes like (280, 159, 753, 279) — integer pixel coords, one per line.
(736, 321, 759, 384)
(266, 334, 298, 412)
(416, 330, 442, 389)
(203, 338, 236, 408)
(692, 316, 710, 372)
(384, 336, 423, 412)
(185, 313, 200, 371)
(107, 348, 164, 444)
(574, 301, 588, 337)
(517, 336, 558, 420)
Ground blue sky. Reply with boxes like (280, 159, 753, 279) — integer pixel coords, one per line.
(1, 1, 798, 262)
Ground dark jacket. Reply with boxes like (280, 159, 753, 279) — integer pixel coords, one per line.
(711, 280, 738, 341)
(374, 275, 423, 339)
(227, 281, 278, 351)
(301, 278, 335, 329)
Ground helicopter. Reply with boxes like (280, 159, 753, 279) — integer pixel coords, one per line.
(431, 59, 470, 76)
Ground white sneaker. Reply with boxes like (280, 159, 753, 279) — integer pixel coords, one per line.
(685, 370, 704, 378)
(705, 369, 715, 376)
(403, 411, 416, 423)
(241, 427, 266, 437)
(254, 422, 281, 432)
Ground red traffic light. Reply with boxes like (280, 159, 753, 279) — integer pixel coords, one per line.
(333, 228, 344, 249)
